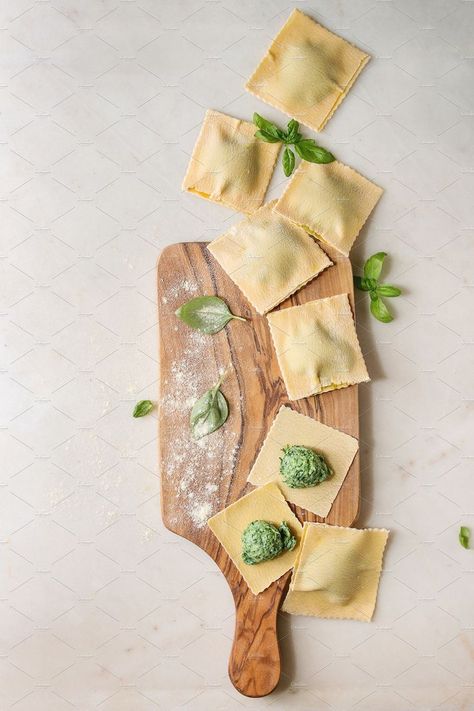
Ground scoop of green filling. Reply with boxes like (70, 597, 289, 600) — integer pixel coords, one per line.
(241, 520, 296, 565)
(280, 444, 332, 488)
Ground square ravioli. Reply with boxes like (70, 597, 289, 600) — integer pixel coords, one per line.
(282, 523, 389, 621)
(207, 201, 332, 314)
(182, 110, 280, 214)
(207, 482, 303, 595)
(274, 161, 383, 256)
(267, 293, 369, 400)
(248, 406, 358, 518)
(246, 9, 370, 132)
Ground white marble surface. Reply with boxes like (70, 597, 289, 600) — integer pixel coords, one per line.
(1, 1, 474, 709)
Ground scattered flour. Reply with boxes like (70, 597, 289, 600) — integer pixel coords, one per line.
(163, 278, 198, 303)
(190, 501, 212, 527)
(160, 280, 238, 529)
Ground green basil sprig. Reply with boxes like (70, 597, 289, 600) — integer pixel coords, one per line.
(354, 252, 401, 323)
(133, 400, 154, 418)
(253, 113, 335, 176)
(459, 526, 470, 549)
(190, 373, 229, 440)
(175, 296, 246, 334)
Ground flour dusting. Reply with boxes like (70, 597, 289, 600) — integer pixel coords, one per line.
(160, 277, 239, 529)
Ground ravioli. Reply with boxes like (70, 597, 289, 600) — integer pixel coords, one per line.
(267, 293, 369, 400)
(247, 406, 359, 518)
(207, 201, 332, 314)
(207, 482, 303, 595)
(274, 161, 384, 256)
(182, 110, 280, 213)
(246, 9, 370, 132)
(283, 522, 389, 621)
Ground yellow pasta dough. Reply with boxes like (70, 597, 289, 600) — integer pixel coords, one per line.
(282, 522, 389, 621)
(207, 201, 332, 314)
(207, 482, 303, 595)
(267, 293, 369, 400)
(274, 161, 384, 256)
(182, 110, 280, 214)
(246, 9, 370, 132)
(248, 406, 358, 517)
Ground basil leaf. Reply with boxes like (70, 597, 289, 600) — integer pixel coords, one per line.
(459, 526, 470, 549)
(282, 147, 295, 177)
(254, 129, 281, 143)
(175, 296, 246, 334)
(364, 252, 387, 281)
(190, 377, 229, 440)
(253, 113, 284, 141)
(286, 119, 300, 143)
(370, 296, 393, 323)
(377, 284, 401, 297)
(133, 400, 154, 418)
(355, 276, 379, 292)
(294, 139, 335, 164)
(354, 276, 369, 292)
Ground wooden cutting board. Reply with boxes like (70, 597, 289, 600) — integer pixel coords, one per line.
(157, 242, 360, 697)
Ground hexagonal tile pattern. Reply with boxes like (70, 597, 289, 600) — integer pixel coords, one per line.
(2, 3, 474, 709)
(52, 259, 119, 313)
(53, 544, 120, 596)
(96, 62, 161, 112)
(138, 657, 203, 706)
(393, 602, 459, 655)
(52, 201, 119, 256)
(9, 459, 74, 512)
(10, 345, 75, 398)
(9, 64, 72, 112)
(96, 515, 159, 568)
(95, 573, 159, 626)
(0, 430, 34, 483)
(52, 602, 119, 654)
(9, 401, 75, 455)
(351, 631, 418, 683)
(393, 33, 463, 82)
(96, 3, 163, 54)
(137, 600, 203, 655)
(97, 458, 158, 512)
(52, 32, 118, 82)
(9, 630, 75, 681)
(52, 484, 119, 538)
(95, 117, 161, 171)
(10, 4, 76, 53)
(97, 630, 161, 683)
(10, 517, 76, 569)
(52, 145, 120, 196)
(54, 658, 120, 706)
(11, 575, 75, 626)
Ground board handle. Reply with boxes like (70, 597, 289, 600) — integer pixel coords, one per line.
(228, 576, 288, 697)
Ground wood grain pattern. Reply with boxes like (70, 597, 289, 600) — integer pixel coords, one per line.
(157, 241, 360, 697)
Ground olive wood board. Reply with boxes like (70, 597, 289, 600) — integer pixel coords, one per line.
(158, 241, 360, 698)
